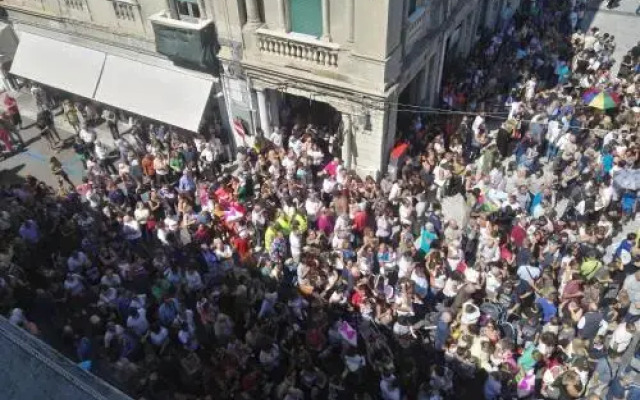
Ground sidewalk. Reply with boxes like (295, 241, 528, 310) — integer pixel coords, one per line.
(6, 88, 136, 152)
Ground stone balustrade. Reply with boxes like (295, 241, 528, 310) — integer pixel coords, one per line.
(406, 7, 427, 51)
(256, 28, 340, 68)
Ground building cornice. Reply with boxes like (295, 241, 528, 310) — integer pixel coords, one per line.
(239, 58, 390, 101)
(5, 6, 152, 42)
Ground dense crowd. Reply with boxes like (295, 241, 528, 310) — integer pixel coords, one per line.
(2, 0, 640, 400)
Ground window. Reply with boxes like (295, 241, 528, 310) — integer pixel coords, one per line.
(288, 0, 322, 37)
(113, 1, 136, 21)
(64, 0, 84, 10)
(176, 0, 200, 21)
(408, 0, 417, 16)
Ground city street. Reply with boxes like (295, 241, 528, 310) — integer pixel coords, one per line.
(0, 114, 85, 187)
(585, 0, 640, 73)
(2, 2, 640, 400)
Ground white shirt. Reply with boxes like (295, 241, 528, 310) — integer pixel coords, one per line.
(185, 270, 203, 291)
(134, 208, 150, 224)
(269, 131, 283, 147)
(126, 308, 149, 336)
(80, 128, 96, 144)
(95, 144, 108, 160)
(123, 220, 142, 240)
(200, 147, 214, 163)
(398, 255, 413, 279)
(305, 199, 322, 221)
(547, 121, 562, 143)
(150, 326, 169, 346)
(609, 323, 634, 353)
(472, 115, 485, 135)
(345, 354, 366, 372)
(380, 376, 401, 400)
(289, 232, 302, 256)
(517, 265, 541, 284)
(251, 209, 266, 226)
(157, 228, 170, 245)
(67, 252, 89, 273)
(100, 274, 121, 288)
(508, 101, 522, 120)
(322, 178, 337, 194)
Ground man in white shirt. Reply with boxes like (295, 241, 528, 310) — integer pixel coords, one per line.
(100, 269, 122, 288)
(508, 99, 523, 120)
(305, 193, 322, 223)
(199, 143, 215, 178)
(609, 322, 636, 354)
(269, 127, 283, 148)
(94, 141, 117, 175)
(126, 308, 149, 337)
(322, 175, 337, 202)
(122, 216, 142, 242)
(79, 125, 96, 145)
(558, 133, 578, 162)
(67, 250, 90, 273)
(472, 114, 485, 136)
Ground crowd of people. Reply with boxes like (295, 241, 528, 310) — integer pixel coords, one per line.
(2, 0, 640, 399)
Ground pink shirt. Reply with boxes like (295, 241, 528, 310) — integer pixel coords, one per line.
(324, 161, 339, 177)
(316, 214, 334, 235)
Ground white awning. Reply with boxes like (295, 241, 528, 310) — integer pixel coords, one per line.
(10, 33, 105, 98)
(95, 55, 213, 132)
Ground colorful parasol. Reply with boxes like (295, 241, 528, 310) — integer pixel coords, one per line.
(583, 90, 620, 110)
(581, 88, 600, 103)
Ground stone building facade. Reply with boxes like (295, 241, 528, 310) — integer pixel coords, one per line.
(214, 0, 497, 176)
(1, 0, 226, 134)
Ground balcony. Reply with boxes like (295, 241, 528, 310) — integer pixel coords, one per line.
(406, 7, 427, 52)
(149, 11, 218, 71)
(256, 28, 340, 68)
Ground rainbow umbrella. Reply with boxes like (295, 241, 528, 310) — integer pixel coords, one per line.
(581, 88, 600, 103)
(585, 91, 620, 110)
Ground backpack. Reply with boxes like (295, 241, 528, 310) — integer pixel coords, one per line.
(480, 302, 505, 324)
(580, 258, 602, 280)
(500, 321, 519, 344)
(520, 320, 538, 345)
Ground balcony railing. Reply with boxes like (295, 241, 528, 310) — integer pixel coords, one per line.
(149, 11, 217, 70)
(148, 10, 214, 31)
(406, 7, 427, 51)
(256, 28, 340, 68)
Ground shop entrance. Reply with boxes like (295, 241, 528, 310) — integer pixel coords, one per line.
(272, 89, 343, 157)
(395, 71, 426, 145)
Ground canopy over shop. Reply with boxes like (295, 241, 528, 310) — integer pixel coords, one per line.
(10, 32, 215, 132)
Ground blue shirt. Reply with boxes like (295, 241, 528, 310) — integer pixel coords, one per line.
(158, 299, 179, 326)
(435, 321, 450, 351)
(602, 154, 614, 174)
(19, 222, 40, 244)
(178, 175, 196, 192)
(535, 297, 557, 323)
(615, 239, 633, 259)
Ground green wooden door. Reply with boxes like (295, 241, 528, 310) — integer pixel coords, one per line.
(289, 0, 323, 37)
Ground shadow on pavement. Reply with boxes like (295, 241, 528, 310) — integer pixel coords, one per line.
(0, 163, 27, 186)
